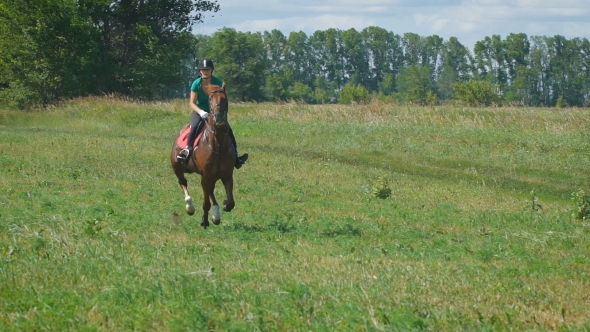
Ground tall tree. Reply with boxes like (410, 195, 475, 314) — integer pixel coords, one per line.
(262, 30, 289, 101)
(397, 65, 434, 104)
(504, 33, 530, 83)
(203, 28, 267, 102)
(546, 35, 581, 106)
(0, 0, 101, 107)
(285, 31, 313, 86)
(422, 34, 445, 82)
(402, 33, 424, 67)
(438, 37, 471, 100)
(308, 30, 329, 90)
(376, 31, 404, 96)
(341, 28, 369, 88)
(473, 35, 507, 86)
(0, 0, 220, 107)
(79, 0, 220, 100)
(322, 28, 346, 90)
(361, 26, 397, 92)
(503, 33, 530, 103)
(579, 38, 590, 106)
(263, 29, 287, 75)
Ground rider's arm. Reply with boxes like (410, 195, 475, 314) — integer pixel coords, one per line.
(189, 91, 207, 118)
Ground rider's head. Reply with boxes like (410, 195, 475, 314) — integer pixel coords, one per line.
(198, 59, 214, 79)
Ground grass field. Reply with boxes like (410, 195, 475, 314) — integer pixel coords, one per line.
(1, 98, 589, 331)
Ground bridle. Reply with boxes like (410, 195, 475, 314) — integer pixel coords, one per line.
(202, 89, 230, 155)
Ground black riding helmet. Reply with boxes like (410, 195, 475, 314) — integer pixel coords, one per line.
(197, 59, 214, 70)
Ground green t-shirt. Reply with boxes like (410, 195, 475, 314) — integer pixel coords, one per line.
(190, 76, 224, 112)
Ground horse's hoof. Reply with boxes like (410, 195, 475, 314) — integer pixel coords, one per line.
(201, 217, 209, 229)
(186, 204, 195, 215)
(223, 200, 234, 212)
(185, 197, 195, 215)
(212, 205, 221, 224)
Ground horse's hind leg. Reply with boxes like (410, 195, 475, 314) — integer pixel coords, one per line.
(175, 170, 195, 215)
(200, 177, 215, 229)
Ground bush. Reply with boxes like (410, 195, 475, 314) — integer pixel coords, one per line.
(556, 95, 566, 108)
(339, 84, 370, 104)
(453, 80, 501, 106)
(288, 81, 313, 103)
(371, 91, 398, 104)
(372, 176, 392, 199)
(571, 189, 590, 221)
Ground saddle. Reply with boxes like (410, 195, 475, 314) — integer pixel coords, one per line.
(176, 125, 205, 150)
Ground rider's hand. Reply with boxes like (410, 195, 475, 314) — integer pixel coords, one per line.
(198, 110, 209, 120)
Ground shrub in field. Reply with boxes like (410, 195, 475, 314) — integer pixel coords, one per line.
(396, 65, 434, 105)
(288, 81, 313, 103)
(571, 189, 590, 221)
(339, 83, 370, 104)
(426, 90, 438, 106)
(371, 91, 398, 103)
(556, 95, 566, 108)
(372, 176, 392, 199)
(452, 79, 501, 106)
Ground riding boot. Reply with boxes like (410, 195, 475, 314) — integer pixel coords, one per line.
(177, 120, 202, 162)
(235, 151, 249, 169)
(229, 126, 248, 169)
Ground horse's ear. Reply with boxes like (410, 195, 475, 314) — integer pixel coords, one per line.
(221, 82, 226, 91)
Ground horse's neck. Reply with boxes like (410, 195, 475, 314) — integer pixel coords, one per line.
(204, 122, 231, 151)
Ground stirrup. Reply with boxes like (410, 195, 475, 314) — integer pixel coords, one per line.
(177, 148, 190, 161)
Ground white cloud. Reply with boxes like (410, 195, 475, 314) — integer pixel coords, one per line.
(230, 19, 286, 34)
(295, 14, 378, 33)
(526, 22, 551, 35)
(216, 14, 379, 36)
(414, 14, 450, 33)
(306, 5, 390, 14)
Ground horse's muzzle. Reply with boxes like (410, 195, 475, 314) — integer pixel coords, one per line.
(214, 113, 227, 126)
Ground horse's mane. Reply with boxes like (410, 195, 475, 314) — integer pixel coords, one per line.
(203, 82, 226, 96)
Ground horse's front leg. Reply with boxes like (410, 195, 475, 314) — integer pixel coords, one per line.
(209, 190, 221, 225)
(222, 176, 235, 212)
(200, 177, 214, 229)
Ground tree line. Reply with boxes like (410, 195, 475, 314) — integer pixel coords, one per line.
(198, 29, 590, 107)
(1, 0, 589, 108)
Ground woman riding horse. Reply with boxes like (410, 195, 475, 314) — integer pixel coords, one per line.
(171, 82, 239, 228)
(177, 59, 248, 168)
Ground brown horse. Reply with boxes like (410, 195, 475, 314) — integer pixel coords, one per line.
(170, 83, 236, 228)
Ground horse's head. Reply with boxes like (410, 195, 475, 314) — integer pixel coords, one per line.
(204, 82, 228, 127)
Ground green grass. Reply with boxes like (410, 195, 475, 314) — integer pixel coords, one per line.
(1, 97, 589, 331)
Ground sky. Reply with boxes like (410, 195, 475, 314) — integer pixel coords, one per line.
(194, 0, 590, 50)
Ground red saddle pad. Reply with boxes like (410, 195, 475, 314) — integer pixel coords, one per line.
(176, 126, 204, 149)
